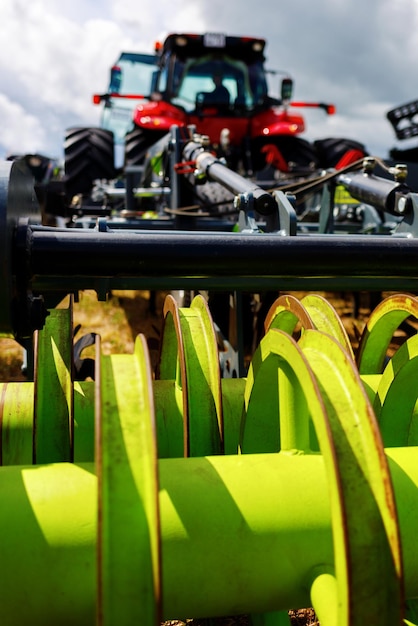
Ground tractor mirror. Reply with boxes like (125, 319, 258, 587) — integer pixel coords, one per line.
(281, 77, 293, 102)
(109, 65, 122, 94)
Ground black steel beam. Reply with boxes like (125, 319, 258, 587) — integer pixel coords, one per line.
(19, 225, 418, 286)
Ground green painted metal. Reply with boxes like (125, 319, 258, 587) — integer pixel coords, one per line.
(34, 304, 73, 463)
(299, 330, 403, 626)
(0, 380, 94, 465)
(264, 292, 354, 359)
(0, 462, 97, 626)
(301, 294, 354, 359)
(73, 380, 95, 462)
(0, 448, 418, 625)
(357, 293, 418, 374)
(358, 373, 381, 405)
(264, 293, 315, 336)
(154, 379, 184, 458)
(240, 329, 319, 454)
(0, 382, 33, 464)
(159, 452, 332, 619)
(241, 326, 404, 624)
(96, 334, 161, 626)
(221, 377, 246, 454)
(373, 333, 418, 446)
(158, 294, 223, 456)
(3, 291, 418, 624)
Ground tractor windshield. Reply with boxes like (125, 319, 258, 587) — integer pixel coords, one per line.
(168, 55, 268, 112)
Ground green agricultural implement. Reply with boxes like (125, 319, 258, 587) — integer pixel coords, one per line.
(3, 142, 418, 626)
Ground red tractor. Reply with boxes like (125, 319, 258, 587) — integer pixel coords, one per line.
(64, 32, 366, 203)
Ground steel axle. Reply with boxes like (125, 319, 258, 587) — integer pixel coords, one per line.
(0, 447, 416, 626)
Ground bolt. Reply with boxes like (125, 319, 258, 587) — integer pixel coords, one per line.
(397, 196, 407, 214)
(362, 157, 376, 174)
(394, 164, 408, 183)
(194, 169, 207, 185)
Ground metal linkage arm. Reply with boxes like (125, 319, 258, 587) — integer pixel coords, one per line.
(182, 139, 278, 216)
(337, 169, 410, 216)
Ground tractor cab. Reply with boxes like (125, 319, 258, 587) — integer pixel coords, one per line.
(154, 33, 271, 115)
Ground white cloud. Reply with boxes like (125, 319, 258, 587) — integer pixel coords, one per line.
(0, 0, 417, 160)
(0, 94, 46, 155)
(108, 0, 207, 46)
(0, 0, 140, 158)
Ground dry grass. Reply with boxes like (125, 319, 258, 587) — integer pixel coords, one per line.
(0, 337, 26, 381)
(74, 290, 164, 353)
(0, 289, 165, 381)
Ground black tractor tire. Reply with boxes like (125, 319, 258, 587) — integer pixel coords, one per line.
(64, 127, 115, 199)
(313, 137, 367, 169)
(124, 127, 168, 167)
(251, 135, 319, 173)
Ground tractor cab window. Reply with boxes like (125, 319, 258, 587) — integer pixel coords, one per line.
(247, 60, 269, 105)
(101, 52, 158, 144)
(109, 53, 158, 96)
(156, 54, 169, 96)
(171, 56, 255, 112)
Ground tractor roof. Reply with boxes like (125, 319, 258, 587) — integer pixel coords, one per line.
(159, 33, 266, 63)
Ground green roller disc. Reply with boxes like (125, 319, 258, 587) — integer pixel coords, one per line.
(34, 303, 74, 463)
(96, 334, 161, 626)
(73, 381, 95, 462)
(158, 294, 223, 456)
(154, 379, 184, 459)
(242, 328, 403, 624)
(0, 379, 94, 465)
(240, 328, 328, 625)
(264, 293, 354, 359)
(357, 293, 418, 374)
(0, 382, 34, 465)
(299, 330, 403, 626)
(373, 333, 418, 446)
(301, 294, 354, 359)
(240, 329, 321, 454)
(264, 294, 314, 336)
(221, 377, 246, 455)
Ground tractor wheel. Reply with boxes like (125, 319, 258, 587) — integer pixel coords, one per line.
(64, 127, 115, 199)
(124, 128, 167, 167)
(251, 135, 319, 174)
(313, 137, 367, 169)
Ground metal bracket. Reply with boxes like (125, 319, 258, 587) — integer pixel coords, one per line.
(235, 193, 261, 233)
(393, 192, 418, 238)
(271, 189, 297, 235)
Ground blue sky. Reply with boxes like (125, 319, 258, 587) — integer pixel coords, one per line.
(1, 0, 418, 161)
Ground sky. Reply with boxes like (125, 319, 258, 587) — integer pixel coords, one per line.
(1, 0, 418, 163)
